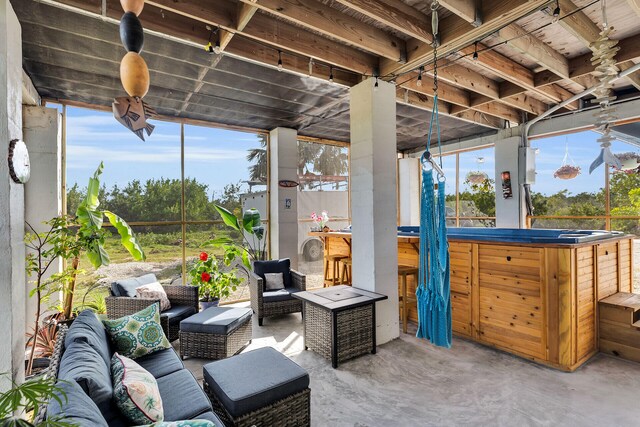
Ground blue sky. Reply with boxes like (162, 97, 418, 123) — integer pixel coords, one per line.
(65, 106, 638, 198)
(66, 107, 265, 198)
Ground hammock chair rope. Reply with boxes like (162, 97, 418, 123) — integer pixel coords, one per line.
(416, 0, 452, 348)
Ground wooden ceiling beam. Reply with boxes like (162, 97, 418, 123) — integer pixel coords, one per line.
(437, 0, 478, 24)
(333, 0, 433, 44)
(495, 24, 570, 79)
(219, 2, 259, 51)
(618, 61, 640, 91)
(398, 72, 471, 108)
(626, 0, 640, 17)
(556, 0, 600, 46)
(380, 0, 549, 76)
(144, 0, 377, 75)
(451, 101, 520, 124)
(235, 0, 406, 61)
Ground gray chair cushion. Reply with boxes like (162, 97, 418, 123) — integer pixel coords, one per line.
(47, 380, 108, 427)
(111, 273, 158, 297)
(58, 340, 115, 421)
(157, 369, 213, 421)
(253, 259, 292, 290)
(203, 347, 309, 418)
(180, 307, 252, 335)
(65, 310, 112, 367)
(164, 305, 197, 323)
(263, 287, 299, 303)
(136, 348, 184, 379)
(195, 411, 225, 426)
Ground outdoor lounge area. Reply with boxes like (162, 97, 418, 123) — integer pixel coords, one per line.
(2, 0, 640, 425)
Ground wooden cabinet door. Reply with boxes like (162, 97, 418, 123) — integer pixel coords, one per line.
(450, 242, 472, 337)
(477, 245, 546, 359)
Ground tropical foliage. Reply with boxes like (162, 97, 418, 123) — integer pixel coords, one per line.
(187, 252, 242, 302)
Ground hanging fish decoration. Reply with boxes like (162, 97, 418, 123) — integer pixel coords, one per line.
(112, 96, 156, 141)
(589, 22, 622, 173)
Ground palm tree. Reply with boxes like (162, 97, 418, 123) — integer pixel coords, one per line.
(246, 134, 267, 183)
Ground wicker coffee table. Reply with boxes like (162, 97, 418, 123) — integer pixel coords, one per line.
(292, 285, 387, 368)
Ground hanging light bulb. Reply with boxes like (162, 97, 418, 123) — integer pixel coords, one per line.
(277, 50, 283, 71)
(374, 76, 379, 91)
(473, 42, 479, 60)
(417, 66, 423, 87)
(213, 39, 221, 55)
(404, 88, 409, 103)
(329, 66, 334, 83)
(552, 0, 560, 23)
(308, 58, 314, 76)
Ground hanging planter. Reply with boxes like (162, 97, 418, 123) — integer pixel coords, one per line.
(554, 165, 581, 180)
(613, 152, 640, 172)
(466, 171, 488, 184)
(554, 140, 581, 180)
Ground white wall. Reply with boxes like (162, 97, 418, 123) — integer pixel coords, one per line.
(398, 158, 420, 225)
(0, 0, 25, 391)
(24, 106, 62, 326)
(494, 136, 523, 228)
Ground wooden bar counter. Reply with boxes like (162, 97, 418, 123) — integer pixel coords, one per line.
(312, 227, 634, 371)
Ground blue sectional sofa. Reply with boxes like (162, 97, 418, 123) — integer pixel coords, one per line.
(44, 310, 224, 426)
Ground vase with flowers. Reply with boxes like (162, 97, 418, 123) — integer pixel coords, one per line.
(311, 211, 330, 232)
(188, 251, 243, 310)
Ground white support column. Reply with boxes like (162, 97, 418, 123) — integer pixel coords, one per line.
(350, 78, 399, 344)
(0, 0, 25, 391)
(494, 136, 524, 228)
(24, 106, 62, 325)
(269, 128, 299, 268)
(398, 158, 420, 226)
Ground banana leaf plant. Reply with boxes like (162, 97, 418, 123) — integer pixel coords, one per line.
(203, 206, 267, 271)
(60, 162, 145, 319)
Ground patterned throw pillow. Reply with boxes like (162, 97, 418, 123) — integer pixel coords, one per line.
(136, 282, 171, 311)
(112, 353, 164, 425)
(103, 303, 171, 359)
(141, 421, 216, 427)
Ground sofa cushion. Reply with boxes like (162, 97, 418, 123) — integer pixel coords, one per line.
(47, 380, 109, 427)
(137, 281, 172, 311)
(103, 303, 171, 359)
(112, 273, 158, 297)
(202, 347, 309, 418)
(112, 353, 164, 425)
(263, 287, 299, 303)
(164, 305, 197, 323)
(141, 420, 218, 427)
(253, 259, 291, 290)
(65, 310, 112, 367)
(191, 412, 224, 426)
(179, 307, 252, 335)
(58, 340, 114, 420)
(136, 348, 184, 379)
(157, 370, 212, 421)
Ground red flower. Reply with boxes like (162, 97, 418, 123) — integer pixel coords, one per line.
(199, 252, 208, 261)
(201, 272, 211, 282)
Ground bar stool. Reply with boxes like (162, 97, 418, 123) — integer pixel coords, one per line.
(324, 254, 347, 287)
(398, 265, 419, 333)
(339, 258, 352, 285)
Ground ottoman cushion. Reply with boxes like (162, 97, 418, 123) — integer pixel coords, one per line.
(180, 307, 252, 335)
(203, 347, 309, 417)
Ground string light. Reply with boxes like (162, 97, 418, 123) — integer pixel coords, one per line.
(552, 0, 561, 22)
(417, 66, 423, 86)
(308, 58, 314, 76)
(277, 50, 283, 71)
(374, 76, 379, 91)
(205, 26, 221, 54)
(329, 66, 334, 83)
(473, 42, 479, 60)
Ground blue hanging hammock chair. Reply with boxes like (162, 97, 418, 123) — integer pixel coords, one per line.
(416, 93, 452, 349)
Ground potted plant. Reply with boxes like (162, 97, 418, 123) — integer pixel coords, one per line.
(188, 251, 243, 310)
(614, 152, 640, 171)
(311, 211, 330, 232)
(554, 164, 581, 180)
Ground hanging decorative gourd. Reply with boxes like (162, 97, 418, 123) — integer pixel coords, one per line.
(554, 139, 581, 180)
(112, 0, 155, 141)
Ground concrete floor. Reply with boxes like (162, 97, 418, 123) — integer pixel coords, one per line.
(181, 306, 640, 426)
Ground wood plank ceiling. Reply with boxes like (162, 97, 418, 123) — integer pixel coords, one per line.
(13, 0, 640, 151)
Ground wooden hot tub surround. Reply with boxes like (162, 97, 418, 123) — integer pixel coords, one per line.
(312, 230, 634, 371)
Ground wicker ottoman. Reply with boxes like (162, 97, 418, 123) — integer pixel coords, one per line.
(179, 306, 252, 360)
(203, 347, 310, 427)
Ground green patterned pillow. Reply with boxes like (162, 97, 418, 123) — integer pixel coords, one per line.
(103, 303, 171, 359)
(112, 353, 164, 425)
(141, 421, 216, 427)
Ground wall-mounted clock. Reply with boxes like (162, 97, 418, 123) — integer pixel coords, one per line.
(8, 139, 30, 184)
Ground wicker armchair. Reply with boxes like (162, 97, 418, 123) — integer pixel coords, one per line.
(250, 260, 306, 326)
(106, 284, 199, 341)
